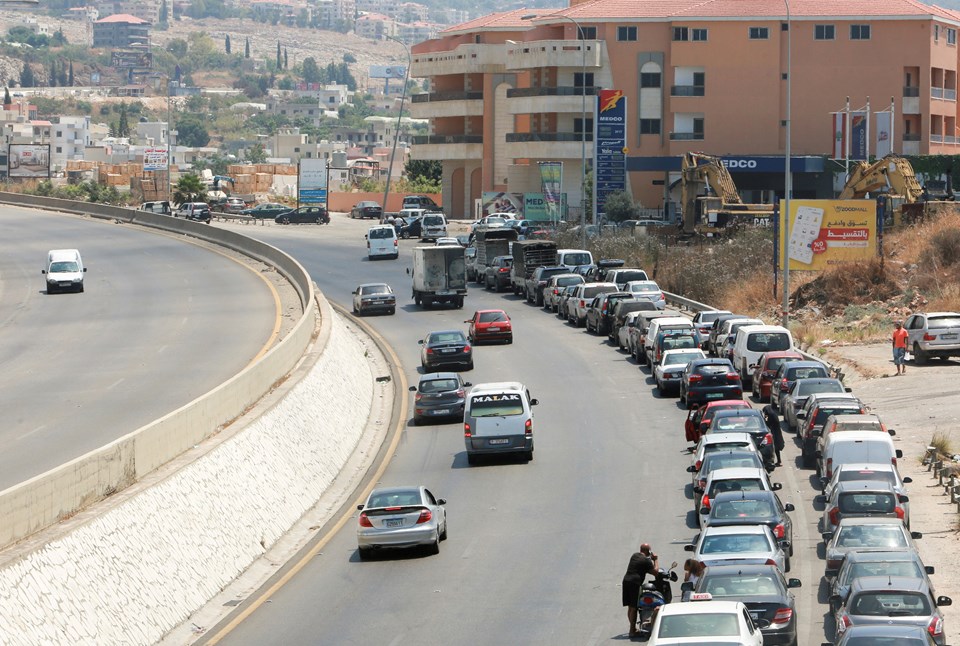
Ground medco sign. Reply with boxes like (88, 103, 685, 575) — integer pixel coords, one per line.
(721, 158, 758, 169)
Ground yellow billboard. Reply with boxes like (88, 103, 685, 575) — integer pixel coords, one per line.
(780, 199, 877, 271)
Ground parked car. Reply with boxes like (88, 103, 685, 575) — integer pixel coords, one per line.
(420, 212, 447, 241)
(465, 309, 513, 344)
(610, 299, 658, 344)
(684, 399, 752, 444)
(566, 282, 618, 327)
(175, 201, 211, 222)
(398, 214, 424, 239)
(402, 195, 442, 211)
(702, 490, 795, 555)
(816, 414, 894, 460)
(706, 408, 776, 468)
(832, 576, 951, 645)
(707, 313, 750, 356)
(436, 237, 460, 246)
(689, 448, 765, 493)
(822, 517, 924, 578)
(831, 549, 935, 613)
(644, 317, 696, 366)
(543, 273, 584, 312)
(652, 330, 701, 366)
(904, 311, 960, 364)
(526, 265, 573, 306)
(698, 466, 782, 518)
(782, 378, 851, 434)
(771, 360, 830, 411)
(691, 563, 801, 646)
(211, 196, 246, 213)
(655, 348, 707, 395)
(419, 330, 473, 371)
(681, 358, 744, 408)
(630, 312, 675, 362)
(601, 266, 647, 289)
(408, 372, 470, 425)
(138, 200, 171, 214)
(798, 396, 867, 467)
(617, 311, 643, 352)
(824, 623, 945, 646)
(732, 325, 795, 385)
(647, 599, 764, 646)
(819, 431, 903, 482)
(557, 284, 580, 321)
(822, 479, 909, 534)
(749, 351, 805, 402)
(356, 485, 447, 558)
(276, 206, 329, 224)
(821, 462, 913, 501)
(352, 282, 396, 315)
(692, 310, 733, 345)
(350, 200, 383, 219)
(242, 202, 290, 219)
(484, 256, 513, 292)
(712, 317, 764, 358)
(623, 280, 665, 310)
(684, 523, 789, 572)
(584, 291, 632, 335)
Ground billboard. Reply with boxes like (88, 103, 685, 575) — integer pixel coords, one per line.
(780, 199, 877, 271)
(111, 50, 152, 69)
(298, 158, 328, 204)
(142, 147, 168, 171)
(523, 193, 566, 221)
(482, 191, 523, 216)
(538, 161, 563, 220)
(593, 89, 627, 217)
(369, 65, 407, 80)
(8, 144, 50, 178)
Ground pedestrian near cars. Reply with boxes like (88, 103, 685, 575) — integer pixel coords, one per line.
(892, 320, 909, 375)
(622, 543, 658, 638)
(761, 404, 785, 466)
(683, 559, 705, 586)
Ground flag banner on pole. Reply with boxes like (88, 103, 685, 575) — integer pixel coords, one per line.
(875, 112, 892, 158)
(831, 112, 845, 159)
(850, 112, 868, 160)
(538, 161, 563, 221)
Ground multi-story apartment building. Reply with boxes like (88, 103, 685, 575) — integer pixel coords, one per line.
(398, 22, 437, 45)
(51, 116, 92, 171)
(92, 14, 150, 48)
(314, 0, 355, 28)
(410, 1, 960, 219)
(95, 0, 165, 25)
(355, 13, 395, 40)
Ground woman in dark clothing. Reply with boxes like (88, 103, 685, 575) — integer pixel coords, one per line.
(762, 404, 786, 466)
(622, 543, 658, 637)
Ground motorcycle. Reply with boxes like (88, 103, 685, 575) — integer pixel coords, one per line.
(636, 561, 679, 639)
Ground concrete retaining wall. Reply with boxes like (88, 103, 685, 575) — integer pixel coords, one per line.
(0, 296, 379, 645)
(0, 193, 315, 548)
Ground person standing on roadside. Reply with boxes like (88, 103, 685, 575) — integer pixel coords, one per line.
(622, 543, 658, 638)
(762, 404, 785, 466)
(892, 320, 909, 375)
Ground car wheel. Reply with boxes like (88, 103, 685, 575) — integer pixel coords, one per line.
(914, 342, 927, 365)
(402, 231, 410, 239)
(439, 519, 447, 541)
(576, 316, 585, 328)
(525, 450, 534, 461)
(467, 453, 478, 466)
(389, 307, 395, 315)
(281, 216, 290, 224)
(466, 360, 474, 370)
(358, 547, 372, 560)
(507, 335, 513, 344)
(801, 447, 815, 469)
(314, 217, 321, 224)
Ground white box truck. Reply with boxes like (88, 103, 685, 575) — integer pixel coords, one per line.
(411, 246, 468, 309)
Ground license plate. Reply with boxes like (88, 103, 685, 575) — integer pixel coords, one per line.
(941, 334, 958, 340)
(489, 327, 500, 332)
(489, 438, 510, 445)
(433, 409, 449, 415)
(385, 519, 404, 527)
(441, 348, 456, 354)
(706, 392, 724, 399)
(749, 611, 761, 621)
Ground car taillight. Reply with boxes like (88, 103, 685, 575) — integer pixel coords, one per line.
(838, 614, 852, 633)
(780, 378, 789, 391)
(771, 607, 792, 625)
(727, 373, 740, 381)
(764, 558, 777, 566)
(456, 388, 465, 397)
(367, 241, 371, 248)
(892, 456, 898, 467)
(701, 494, 710, 510)
(763, 433, 773, 446)
(499, 267, 509, 273)
(394, 240, 398, 247)
(553, 288, 560, 294)
(602, 303, 608, 313)
(773, 523, 785, 538)
(829, 507, 840, 526)
(579, 299, 585, 307)
(689, 374, 703, 383)
(463, 344, 471, 352)
(929, 616, 944, 637)
(415, 393, 423, 401)
(525, 419, 532, 435)
(358, 512, 373, 527)
(416, 509, 432, 524)
(463, 423, 471, 437)
(826, 458, 833, 478)
(895, 506, 905, 519)
(924, 333, 937, 341)
(426, 348, 434, 354)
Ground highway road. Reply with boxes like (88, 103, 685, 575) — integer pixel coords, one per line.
(203, 215, 832, 645)
(0, 207, 279, 490)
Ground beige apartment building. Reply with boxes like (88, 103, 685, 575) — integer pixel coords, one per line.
(410, 0, 960, 219)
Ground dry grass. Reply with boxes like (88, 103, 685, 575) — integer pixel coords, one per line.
(930, 430, 955, 457)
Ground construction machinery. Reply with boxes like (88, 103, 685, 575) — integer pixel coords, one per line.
(838, 154, 955, 228)
(679, 152, 776, 235)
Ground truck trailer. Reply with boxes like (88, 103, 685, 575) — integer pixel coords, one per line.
(411, 246, 468, 308)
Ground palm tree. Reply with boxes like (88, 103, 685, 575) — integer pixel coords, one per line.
(173, 174, 207, 204)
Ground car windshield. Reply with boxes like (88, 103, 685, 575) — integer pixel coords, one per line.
(788, 366, 827, 380)
(419, 379, 460, 394)
(798, 381, 844, 396)
(367, 490, 421, 508)
(362, 285, 390, 295)
(478, 311, 508, 323)
(848, 560, 923, 581)
(701, 532, 771, 554)
(838, 492, 896, 514)
(563, 253, 591, 266)
(712, 416, 765, 432)
(712, 497, 775, 519)
(658, 613, 740, 638)
(50, 261, 79, 272)
(428, 332, 465, 344)
(704, 442, 752, 454)
(927, 316, 960, 329)
(747, 332, 791, 352)
(837, 525, 907, 548)
(664, 352, 703, 367)
(851, 592, 931, 616)
(470, 393, 524, 417)
(369, 228, 394, 239)
(702, 573, 783, 597)
(699, 364, 732, 375)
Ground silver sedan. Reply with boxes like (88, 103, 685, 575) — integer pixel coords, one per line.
(684, 524, 790, 572)
(356, 486, 447, 558)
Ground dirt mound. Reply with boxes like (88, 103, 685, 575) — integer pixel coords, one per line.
(792, 258, 901, 315)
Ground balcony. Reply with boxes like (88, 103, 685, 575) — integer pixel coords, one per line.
(411, 134, 483, 161)
(903, 85, 920, 97)
(505, 39, 603, 71)
(504, 131, 593, 159)
(669, 132, 705, 141)
(947, 89, 957, 101)
(506, 86, 598, 115)
(670, 85, 705, 97)
(903, 133, 922, 141)
(411, 43, 506, 77)
(931, 133, 943, 143)
(410, 91, 484, 119)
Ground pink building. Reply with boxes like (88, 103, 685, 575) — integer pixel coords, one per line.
(411, 0, 960, 218)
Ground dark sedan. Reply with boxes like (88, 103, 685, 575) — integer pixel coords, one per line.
(242, 202, 290, 219)
(350, 201, 383, 219)
(782, 378, 850, 434)
(419, 330, 473, 371)
(772, 360, 830, 411)
(408, 372, 471, 425)
(707, 408, 776, 468)
(702, 490, 796, 556)
(681, 358, 743, 408)
(691, 563, 802, 646)
(275, 206, 330, 224)
(352, 283, 396, 315)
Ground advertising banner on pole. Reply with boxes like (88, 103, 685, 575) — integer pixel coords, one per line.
(538, 161, 563, 221)
(849, 112, 868, 160)
(594, 89, 627, 219)
(298, 158, 328, 204)
(8, 144, 50, 178)
(831, 112, 845, 159)
(875, 112, 892, 158)
(779, 199, 877, 271)
(523, 192, 567, 221)
(143, 147, 168, 171)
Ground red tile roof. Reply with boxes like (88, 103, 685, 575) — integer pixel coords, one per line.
(95, 13, 149, 24)
(442, 8, 559, 34)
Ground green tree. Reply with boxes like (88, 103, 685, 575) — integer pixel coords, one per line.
(167, 38, 188, 59)
(405, 159, 441, 184)
(68, 60, 74, 86)
(276, 41, 282, 68)
(51, 28, 67, 46)
(301, 57, 320, 83)
(343, 53, 356, 63)
(117, 103, 130, 137)
(244, 37, 250, 58)
(57, 59, 68, 86)
(283, 47, 288, 70)
(176, 116, 210, 147)
(49, 60, 57, 87)
(245, 142, 267, 164)
(173, 174, 207, 203)
(3, 87, 10, 106)
(601, 190, 636, 223)
(225, 34, 231, 54)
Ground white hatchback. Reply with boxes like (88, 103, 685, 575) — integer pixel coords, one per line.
(648, 598, 764, 645)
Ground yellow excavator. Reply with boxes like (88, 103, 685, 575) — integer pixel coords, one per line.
(680, 152, 776, 235)
(839, 154, 955, 228)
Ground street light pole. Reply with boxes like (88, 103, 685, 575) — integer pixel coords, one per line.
(781, 0, 792, 327)
(382, 35, 411, 220)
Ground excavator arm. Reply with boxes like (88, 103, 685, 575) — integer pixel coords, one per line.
(680, 152, 745, 233)
(838, 155, 923, 202)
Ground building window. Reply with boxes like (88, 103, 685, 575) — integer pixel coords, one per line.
(574, 72, 595, 88)
(693, 117, 704, 136)
(640, 119, 661, 134)
(815, 24, 835, 40)
(56, 130, 62, 137)
(850, 24, 871, 40)
(749, 27, 769, 40)
(617, 26, 637, 41)
(692, 28, 708, 41)
(693, 72, 705, 87)
(640, 72, 661, 88)
(949, 28, 957, 45)
(935, 25, 940, 42)
(673, 27, 688, 41)
(578, 26, 597, 39)
(56, 146, 62, 153)
(574, 117, 594, 134)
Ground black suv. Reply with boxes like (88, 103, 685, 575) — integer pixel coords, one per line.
(484, 256, 513, 292)
(403, 195, 443, 212)
(526, 265, 571, 306)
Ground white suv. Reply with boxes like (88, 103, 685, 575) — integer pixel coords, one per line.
(905, 311, 960, 364)
(566, 282, 617, 327)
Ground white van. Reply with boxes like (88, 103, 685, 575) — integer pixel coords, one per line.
(556, 248, 593, 270)
(643, 316, 694, 364)
(731, 325, 794, 385)
(366, 225, 399, 260)
(43, 249, 86, 294)
(420, 212, 447, 242)
(463, 382, 539, 464)
(819, 430, 902, 481)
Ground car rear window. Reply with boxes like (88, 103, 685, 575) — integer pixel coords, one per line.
(665, 352, 704, 366)
(838, 470, 896, 487)
(836, 525, 907, 548)
(709, 478, 765, 496)
(429, 332, 465, 344)
(616, 270, 648, 283)
(367, 490, 422, 508)
(556, 276, 581, 286)
(658, 613, 739, 638)
(838, 492, 896, 514)
(814, 406, 861, 426)
(702, 573, 782, 596)
(362, 285, 390, 295)
(848, 560, 922, 581)
(700, 532, 771, 554)
(420, 379, 460, 393)
(711, 497, 775, 519)
(479, 311, 508, 323)
(469, 393, 524, 417)
(787, 366, 828, 380)
(798, 381, 844, 396)
(713, 416, 765, 432)
(699, 364, 731, 375)
(927, 316, 960, 329)
(369, 228, 394, 239)
(747, 332, 791, 352)
(583, 285, 617, 298)
(562, 252, 591, 266)
(851, 592, 930, 616)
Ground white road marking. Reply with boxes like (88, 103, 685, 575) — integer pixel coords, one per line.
(107, 378, 125, 390)
(18, 425, 46, 440)
(385, 635, 404, 646)
(461, 536, 479, 559)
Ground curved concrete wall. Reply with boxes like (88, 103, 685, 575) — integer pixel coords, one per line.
(0, 193, 316, 548)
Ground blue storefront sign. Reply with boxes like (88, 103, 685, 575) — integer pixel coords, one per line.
(593, 90, 627, 217)
(299, 188, 327, 203)
(626, 156, 825, 173)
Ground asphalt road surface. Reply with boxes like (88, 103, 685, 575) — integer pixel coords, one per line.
(0, 208, 278, 490)
(206, 215, 832, 646)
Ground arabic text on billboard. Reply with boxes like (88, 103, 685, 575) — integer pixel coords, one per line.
(8, 144, 51, 178)
(143, 147, 168, 171)
(779, 199, 877, 271)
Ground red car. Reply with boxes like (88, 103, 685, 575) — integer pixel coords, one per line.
(684, 399, 751, 443)
(750, 351, 804, 402)
(466, 309, 513, 344)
